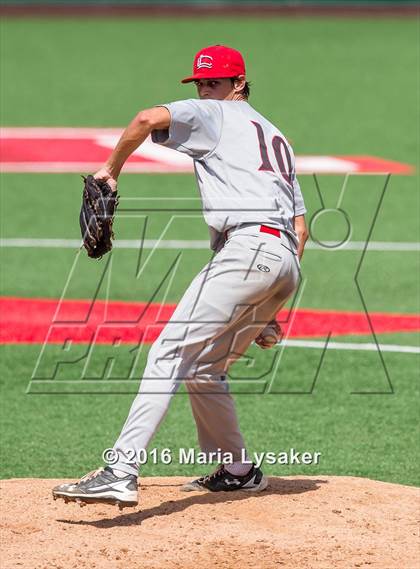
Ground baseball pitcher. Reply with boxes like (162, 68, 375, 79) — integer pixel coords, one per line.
(53, 45, 308, 509)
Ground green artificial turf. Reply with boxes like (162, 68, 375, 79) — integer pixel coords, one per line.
(0, 16, 418, 485)
(1, 243, 419, 314)
(0, 344, 418, 485)
(0, 174, 418, 242)
(1, 18, 418, 165)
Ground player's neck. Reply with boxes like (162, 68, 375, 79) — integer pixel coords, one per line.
(227, 93, 248, 102)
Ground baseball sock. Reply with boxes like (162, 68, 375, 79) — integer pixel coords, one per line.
(225, 460, 253, 476)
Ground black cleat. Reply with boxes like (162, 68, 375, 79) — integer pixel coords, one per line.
(181, 464, 268, 493)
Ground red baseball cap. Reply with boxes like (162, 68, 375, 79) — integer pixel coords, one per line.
(181, 45, 246, 84)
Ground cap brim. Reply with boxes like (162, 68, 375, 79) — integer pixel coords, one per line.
(181, 75, 199, 84)
(181, 71, 238, 84)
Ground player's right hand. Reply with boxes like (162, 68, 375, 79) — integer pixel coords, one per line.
(93, 167, 118, 193)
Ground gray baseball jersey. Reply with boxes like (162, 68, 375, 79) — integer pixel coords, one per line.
(152, 98, 306, 249)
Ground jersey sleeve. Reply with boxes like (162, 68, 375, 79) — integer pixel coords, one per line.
(292, 176, 307, 216)
(151, 99, 223, 159)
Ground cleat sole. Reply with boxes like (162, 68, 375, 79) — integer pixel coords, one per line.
(242, 476, 269, 492)
(52, 491, 137, 508)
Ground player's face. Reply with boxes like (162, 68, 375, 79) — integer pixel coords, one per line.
(194, 78, 236, 100)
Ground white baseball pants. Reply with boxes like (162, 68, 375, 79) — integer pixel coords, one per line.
(112, 224, 300, 475)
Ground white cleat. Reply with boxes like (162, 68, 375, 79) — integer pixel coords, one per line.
(52, 467, 138, 508)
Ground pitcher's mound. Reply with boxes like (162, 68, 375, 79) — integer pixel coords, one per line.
(1, 476, 418, 569)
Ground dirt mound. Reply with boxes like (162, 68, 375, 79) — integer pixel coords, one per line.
(1, 476, 418, 569)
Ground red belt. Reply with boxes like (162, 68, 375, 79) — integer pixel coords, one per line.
(259, 225, 281, 238)
(224, 224, 281, 241)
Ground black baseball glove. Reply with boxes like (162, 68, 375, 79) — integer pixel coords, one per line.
(79, 175, 119, 259)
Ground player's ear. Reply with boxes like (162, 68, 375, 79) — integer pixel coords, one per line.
(233, 75, 246, 93)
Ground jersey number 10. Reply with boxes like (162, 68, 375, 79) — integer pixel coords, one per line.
(252, 121, 293, 186)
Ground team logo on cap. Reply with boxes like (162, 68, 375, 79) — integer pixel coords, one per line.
(197, 55, 213, 69)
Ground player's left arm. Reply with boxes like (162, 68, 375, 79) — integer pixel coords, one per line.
(294, 214, 308, 260)
(290, 170, 308, 260)
(93, 106, 171, 189)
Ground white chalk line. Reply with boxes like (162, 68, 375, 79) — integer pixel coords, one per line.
(280, 339, 419, 354)
(1, 238, 419, 252)
(16, 340, 420, 355)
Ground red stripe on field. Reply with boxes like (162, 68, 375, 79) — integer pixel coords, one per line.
(339, 155, 414, 175)
(1, 138, 158, 165)
(1, 297, 419, 345)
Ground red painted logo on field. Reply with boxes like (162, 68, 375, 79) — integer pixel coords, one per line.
(0, 128, 414, 174)
(0, 296, 419, 344)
